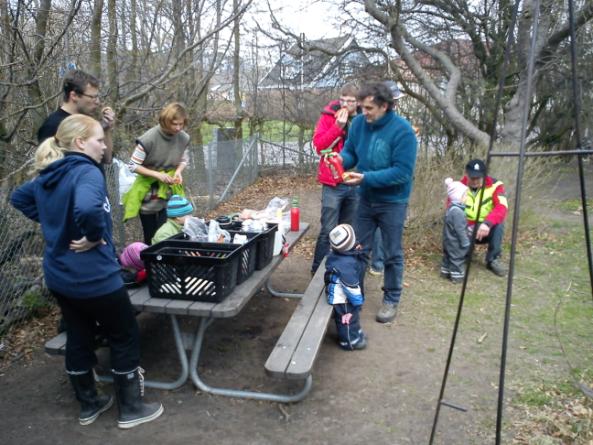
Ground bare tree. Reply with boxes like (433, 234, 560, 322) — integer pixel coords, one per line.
(265, 0, 592, 152)
(362, 0, 593, 149)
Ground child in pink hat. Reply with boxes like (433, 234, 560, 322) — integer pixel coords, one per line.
(441, 178, 470, 283)
(119, 242, 148, 286)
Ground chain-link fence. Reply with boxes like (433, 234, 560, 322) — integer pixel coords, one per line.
(0, 132, 319, 340)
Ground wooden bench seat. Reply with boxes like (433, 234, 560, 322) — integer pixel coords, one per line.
(44, 331, 67, 356)
(44, 331, 112, 356)
(265, 262, 333, 380)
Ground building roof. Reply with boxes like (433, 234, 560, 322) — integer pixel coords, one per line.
(259, 35, 368, 89)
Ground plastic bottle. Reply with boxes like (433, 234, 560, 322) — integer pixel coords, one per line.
(290, 197, 300, 232)
(273, 209, 284, 255)
(321, 148, 344, 183)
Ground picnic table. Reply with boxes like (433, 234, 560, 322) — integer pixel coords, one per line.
(47, 222, 334, 403)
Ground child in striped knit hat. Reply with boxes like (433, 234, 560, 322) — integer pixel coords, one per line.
(151, 195, 194, 244)
(324, 224, 368, 350)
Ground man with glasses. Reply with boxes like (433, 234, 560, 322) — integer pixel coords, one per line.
(37, 69, 114, 164)
(310, 83, 360, 275)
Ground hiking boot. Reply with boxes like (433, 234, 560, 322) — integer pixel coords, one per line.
(376, 302, 398, 323)
(487, 259, 506, 277)
(368, 267, 384, 277)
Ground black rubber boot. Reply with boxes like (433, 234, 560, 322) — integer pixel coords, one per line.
(68, 371, 114, 426)
(112, 367, 163, 429)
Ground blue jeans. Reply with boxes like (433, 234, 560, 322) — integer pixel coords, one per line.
(355, 199, 408, 305)
(311, 183, 358, 273)
(371, 228, 384, 271)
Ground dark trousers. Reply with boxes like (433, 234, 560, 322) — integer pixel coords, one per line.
(53, 287, 140, 373)
(333, 303, 363, 350)
(475, 223, 504, 263)
(140, 209, 167, 245)
(311, 183, 358, 273)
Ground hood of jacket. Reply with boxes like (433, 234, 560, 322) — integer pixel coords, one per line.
(321, 99, 342, 116)
(38, 152, 101, 190)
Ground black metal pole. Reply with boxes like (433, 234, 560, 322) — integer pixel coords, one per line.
(495, 1, 541, 443)
(567, 0, 593, 301)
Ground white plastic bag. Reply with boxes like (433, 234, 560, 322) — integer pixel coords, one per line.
(263, 197, 288, 218)
(113, 158, 137, 204)
(207, 220, 231, 243)
(183, 217, 209, 241)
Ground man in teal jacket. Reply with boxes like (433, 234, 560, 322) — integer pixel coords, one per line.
(340, 82, 418, 323)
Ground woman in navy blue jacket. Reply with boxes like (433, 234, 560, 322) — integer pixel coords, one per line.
(11, 115, 162, 429)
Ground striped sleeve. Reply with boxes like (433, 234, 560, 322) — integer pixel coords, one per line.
(127, 144, 146, 172)
(180, 149, 189, 167)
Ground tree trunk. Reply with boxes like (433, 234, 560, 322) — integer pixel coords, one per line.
(106, 0, 118, 104)
(27, 0, 52, 134)
(172, 0, 184, 99)
(129, 0, 138, 81)
(90, 0, 103, 77)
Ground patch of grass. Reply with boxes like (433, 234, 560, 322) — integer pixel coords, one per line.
(559, 198, 593, 212)
(515, 386, 552, 407)
(196, 120, 312, 145)
(20, 287, 51, 317)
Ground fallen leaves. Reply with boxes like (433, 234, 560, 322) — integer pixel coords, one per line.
(512, 382, 593, 444)
(0, 306, 60, 371)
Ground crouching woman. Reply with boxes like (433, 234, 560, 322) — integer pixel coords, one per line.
(11, 114, 163, 429)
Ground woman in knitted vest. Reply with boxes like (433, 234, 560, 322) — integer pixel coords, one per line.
(123, 103, 189, 244)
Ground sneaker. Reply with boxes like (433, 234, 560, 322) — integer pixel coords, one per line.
(376, 302, 398, 323)
(487, 259, 506, 277)
(368, 267, 384, 276)
(440, 269, 450, 279)
(450, 276, 464, 284)
(339, 333, 368, 351)
(353, 334, 368, 350)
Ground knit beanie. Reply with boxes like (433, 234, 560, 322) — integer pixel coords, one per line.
(167, 195, 193, 218)
(329, 224, 356, 253)
(445, 177, 468, 203)
(119, 242, 148, 271)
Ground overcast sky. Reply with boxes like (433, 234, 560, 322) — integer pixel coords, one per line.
(247, 0, 344, 40)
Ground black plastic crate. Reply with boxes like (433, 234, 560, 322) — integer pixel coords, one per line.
(140, 240, 241, 302)
(231, 233, 257, 284)
(256, 223, 278, 269)
(228, 223, 278, 270)
(164, 231, 256, 284)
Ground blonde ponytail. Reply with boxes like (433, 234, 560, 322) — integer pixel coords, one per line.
(30, 137, 65, 175)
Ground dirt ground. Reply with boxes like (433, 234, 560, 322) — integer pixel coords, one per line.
(1, 164, 592, 445)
